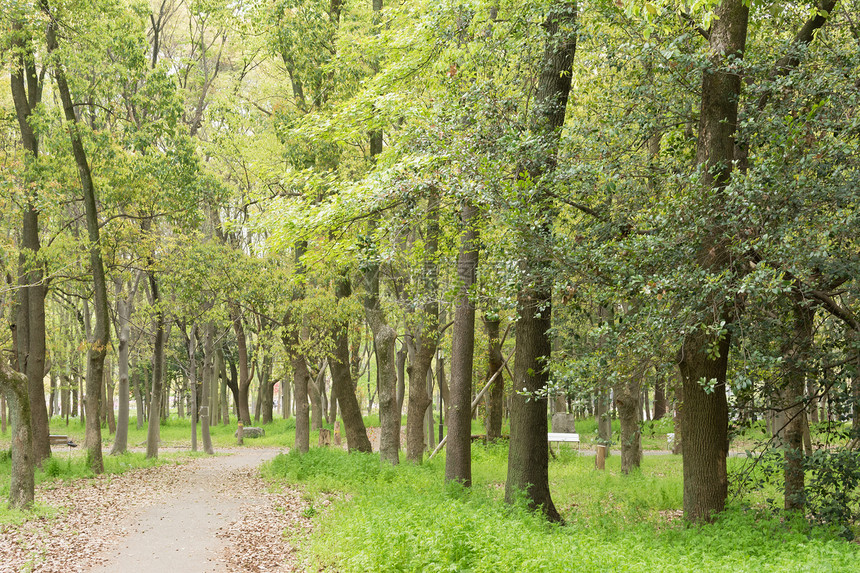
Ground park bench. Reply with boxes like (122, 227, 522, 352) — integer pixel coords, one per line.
(49, 434, 77, 448)
(547, 432, 580, 451)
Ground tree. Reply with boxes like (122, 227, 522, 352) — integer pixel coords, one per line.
(110, 272, 142, 455)
(446, 200, 478, 484)
(329, 274, 372, 452)
(45, 0, 111, 474)
(0, 358, 34, 509)
(405, 188, 441, 463)
(505, 1, 577, 523)
(10, 11, 51, 465)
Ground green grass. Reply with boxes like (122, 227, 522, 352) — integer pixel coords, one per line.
(263, 445, 860, 572)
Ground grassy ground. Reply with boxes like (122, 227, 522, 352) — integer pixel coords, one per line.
(263, 445, 860, 572)
(4, 414, 859, 571)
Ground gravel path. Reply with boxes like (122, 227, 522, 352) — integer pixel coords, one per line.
(0, 448, 312, 573)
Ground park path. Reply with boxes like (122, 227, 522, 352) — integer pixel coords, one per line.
(0, 448, 312, 573)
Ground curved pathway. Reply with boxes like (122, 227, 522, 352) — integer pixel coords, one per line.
(0, 448, 311, 573)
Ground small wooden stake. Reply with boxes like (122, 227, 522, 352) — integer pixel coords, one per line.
(595, 444, 606, 470)
(237, 422, 244, 445)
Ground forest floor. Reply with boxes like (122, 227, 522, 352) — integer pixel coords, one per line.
(0, 447, 313, 573)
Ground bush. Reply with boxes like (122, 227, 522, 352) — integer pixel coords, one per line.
(804, 448, 860, 539)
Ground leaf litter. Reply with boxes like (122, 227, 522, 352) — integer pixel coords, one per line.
(0, 450, 314, 572)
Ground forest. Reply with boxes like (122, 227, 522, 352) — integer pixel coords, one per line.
(1, 0, 860, 570)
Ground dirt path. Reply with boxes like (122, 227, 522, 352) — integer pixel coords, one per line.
(0, 448, 312, 573)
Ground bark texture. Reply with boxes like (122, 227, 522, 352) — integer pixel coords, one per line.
(615, 376, 642, 474)
(780, 293, 814, 511)
(406, 190, 441, 463)
(330, 276, 372, 453)
(0, 362, 34, 509)
(483, 316, 504, 440)
(230, 304, 253, 425)
(200, 324, 214, 454)
(283, 241, 310, 453)
(678, 0, 748, 523)
(446, 200, 478, 484)
(10, 16, 50, 465)
(505, 1, 577, 523)
(363, 216, 400, 464)
(146, 273, 166, 459)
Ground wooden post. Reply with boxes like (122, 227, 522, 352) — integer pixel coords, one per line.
(237, 421, 244, 445)
(595, 444, 607, 470)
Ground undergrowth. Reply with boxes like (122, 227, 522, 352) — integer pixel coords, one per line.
(264, 446, 860, 572)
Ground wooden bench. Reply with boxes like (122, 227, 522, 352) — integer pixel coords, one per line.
(49, 435, 77, 448)
(547, 432, 580, 453)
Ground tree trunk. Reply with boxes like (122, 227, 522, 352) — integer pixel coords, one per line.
(188, 326, 198, 452)
(200, 324, 214, 454)
(230, 304, 253, 425)
(211, 349, 221, 426)
(111, 275, 137, 455)
(781, 293, 814, 511)
(49, 375, 57, 418)
(146, 273, 166, 459)
(672, 371, 683, 455)
(327, 378, 337, 425)
(483, 316, 504, 440)
(105, 365, 116, 434)
(261, 353, 275, 424)
(329, 275, 373, 453)
(363, 214, 400, 464)
(283, 241, 310, 452)
(615, 376, 642, 474)
(282, 316, 310, 451)
(0, 363, 34, 509)
(437, 351, 447, 442)
(505, 1, 576, 524)
(678, 329, 731, 522)
(61, 379, 69, 424)
(642, 386, 650, 422)
(133, 370, 145, 428)
(396, 344, 407, 416)
(678, 0, 748, 523)
(10, 15, 50, 467)
(47, 8, 111, 473)
(218, 346, 230, 425)
(653, 375, 667, 420)
(597, 389, 612, 452)
(807, 379, 819, 424)
(283, 377, 291, 419)
(406, 188, 441, 463)
(309, 363, 324, 431)
(446, 200, 478, 483)
(293, 355, 311, 453)
(425, 368, 436, 450)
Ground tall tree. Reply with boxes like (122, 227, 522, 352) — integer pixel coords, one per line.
(10, 14, 50, 465)
(146, 270, 166, 459)
(676, 0, 749, 523)
(329, 274, 373, 452)
(406, 188, 441, 463)
(45, 1, 110, 474)
(110, 272, 141, 455)
(445, 200, 478, 484)
(0, 358, 34, 509)
(504, 1, 577, 523)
